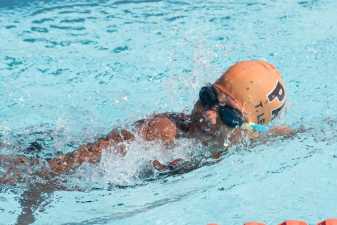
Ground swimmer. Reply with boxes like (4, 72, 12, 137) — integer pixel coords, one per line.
(0, 60, 295, 184)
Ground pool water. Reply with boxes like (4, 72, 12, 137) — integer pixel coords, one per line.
(1, 0, 337, 224)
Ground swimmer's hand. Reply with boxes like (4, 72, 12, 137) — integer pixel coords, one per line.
(152, 159, 196, 174)
(152, 159, 184, 171)
(152, 159, 169, 171)
(268, 125, 307, 137)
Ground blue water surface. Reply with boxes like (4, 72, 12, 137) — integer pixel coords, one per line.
(1, 0, 337, 224)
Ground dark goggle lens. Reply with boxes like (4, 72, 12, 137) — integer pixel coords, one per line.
(218, 105, 244, 128)
(199, 86, 219, 108)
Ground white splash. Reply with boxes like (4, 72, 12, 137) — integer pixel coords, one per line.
(66, 136, 203, 189)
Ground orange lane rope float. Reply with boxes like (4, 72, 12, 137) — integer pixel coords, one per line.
(206, 218, 337, 225)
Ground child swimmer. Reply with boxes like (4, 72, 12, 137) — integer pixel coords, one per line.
(0, 60, 293, 183)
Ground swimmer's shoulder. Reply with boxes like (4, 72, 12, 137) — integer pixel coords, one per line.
(159, 112, 192, 134)
(134, 112, 192, 137)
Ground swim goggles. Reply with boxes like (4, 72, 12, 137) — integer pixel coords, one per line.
(199, 85, 244, 128)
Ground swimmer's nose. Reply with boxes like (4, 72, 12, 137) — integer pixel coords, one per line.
(203, 109, 217, 125)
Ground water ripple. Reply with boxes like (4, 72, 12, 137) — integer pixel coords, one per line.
(167, 0, 190, 5)
(298, 0, 320, 9)
(32, 18, 54, 24)
(113, 46, 129, 53)
(60, 189, 198, 225)
(58, 9, 91, 15)
(164, 15, 186, 22)
(5, 25, 16, 29)
(60, 18, 86, 23)
(50, 24, 86, 31)
(31, 26, 48, 33)
(4, 56, 23, 69)
(22, 38, 78, 48)
(142, 12, 166, 18)
(113, 0, 162, 5)
(31, 3, 98, 16)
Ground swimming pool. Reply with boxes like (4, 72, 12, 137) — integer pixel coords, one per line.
(1, 0, 337, 224)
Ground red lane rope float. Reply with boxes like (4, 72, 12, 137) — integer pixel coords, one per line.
(317, 218, 337, 225)
(278, 220, 308, 225)
(206, 218, 337, 225)
(244, 222, 266, 225)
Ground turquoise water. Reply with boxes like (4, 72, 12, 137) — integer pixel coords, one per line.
(1, 0, 337, 224)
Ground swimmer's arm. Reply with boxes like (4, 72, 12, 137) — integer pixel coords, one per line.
(206, 125, 306, 160)
(248, 125, 307, 143)
(265, 125, 307, 138)
(47, 129, 135, 175)
(0, 129, 135, 183)
(265, 125, 296, 137)
(48, 115, 177, 175)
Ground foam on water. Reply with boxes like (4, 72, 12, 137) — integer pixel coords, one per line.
(65, 136, 205, 189)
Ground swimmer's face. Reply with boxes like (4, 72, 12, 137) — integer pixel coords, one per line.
(192, 85, 244, 128)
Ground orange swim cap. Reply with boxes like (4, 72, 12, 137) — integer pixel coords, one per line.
(214, 60, 286, 124)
